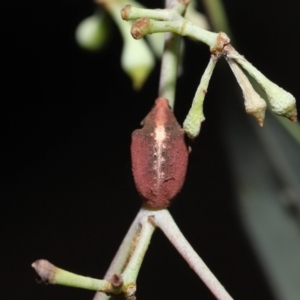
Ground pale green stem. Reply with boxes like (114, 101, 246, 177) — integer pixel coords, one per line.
(93, 207, 157, 300)
(122, 6, 177, 21)
(228, 50, 280, 93)
(133, 19, 218, 47)
(32, 260, 109, 291)
(183, 57, 217, 138)
(158, 0, 189, 110)
(158, 32, 181, 109)
(154, 210, 234, 300)
(52, 269, 107, 290)
(93, 208, 149, 300)
(122, 214, 156, 283)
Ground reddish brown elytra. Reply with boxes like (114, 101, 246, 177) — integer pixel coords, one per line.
(131, 98, 189, 209)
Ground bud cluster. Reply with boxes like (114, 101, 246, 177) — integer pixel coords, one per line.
(121, 3, 297, 139)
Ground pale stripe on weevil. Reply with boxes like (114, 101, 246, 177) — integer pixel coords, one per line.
(153, 125, 166, 190)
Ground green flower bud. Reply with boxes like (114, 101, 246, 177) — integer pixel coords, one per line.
(227, 48, 297, 122)
(146, 33, 164, 58)
(104, 2, 155, 90)
(121, 29, 155, 90)
(227, 58, 266, 126)
(264, 84, 297, 122)
(185, 0, 210, 31)
(75, 11, 109, 51)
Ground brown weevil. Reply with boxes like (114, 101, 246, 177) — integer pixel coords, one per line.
(131, 98, 189, 209)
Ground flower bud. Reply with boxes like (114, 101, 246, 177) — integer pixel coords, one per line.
(75, 11, 109, 51)
(185, 1, 210, 31)
(146, 33, 164, 58)
(226, 48, 297, 122)
(264, 84, 297, 122)
(121, 35, 155, 90)
(227, 59, 267, 126)
(107, 3, 155, 90)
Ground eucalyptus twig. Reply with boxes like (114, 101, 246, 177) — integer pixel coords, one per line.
(32, 207, 234, 300)
(157, 0, 189, 109)
(158, 0, 188, 109)
(121, 214, 155, 284)
(129, 16, 219, 47)
(121, 5, 177, 21)
(183, 55, 218, 138)
(93, 207, 157, 300)
(157, 30, 181, 109)
(122, 0, 192, 108)
(93, 208, 145, 300)
(32, 208, 157, 299)
(154, 209, 233, 300)
(32, 260, 115, 292)
(93, 207, 234, 300)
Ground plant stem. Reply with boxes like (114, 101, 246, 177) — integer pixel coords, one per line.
(122, 214, 156, 283)
(32, 260, 110, 291)
(158, 0, 189, 110)
(132, 19, 218, 47)
(183, 56, 218, 138)
(93, 208, 146, 300)
(154, 209, 234, 300)
(158, 32, 181, 109)
(122, 6, 177, 21)
(93, 207, 156, 300)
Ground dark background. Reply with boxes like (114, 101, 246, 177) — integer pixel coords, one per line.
(2, 0, 300, 299)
